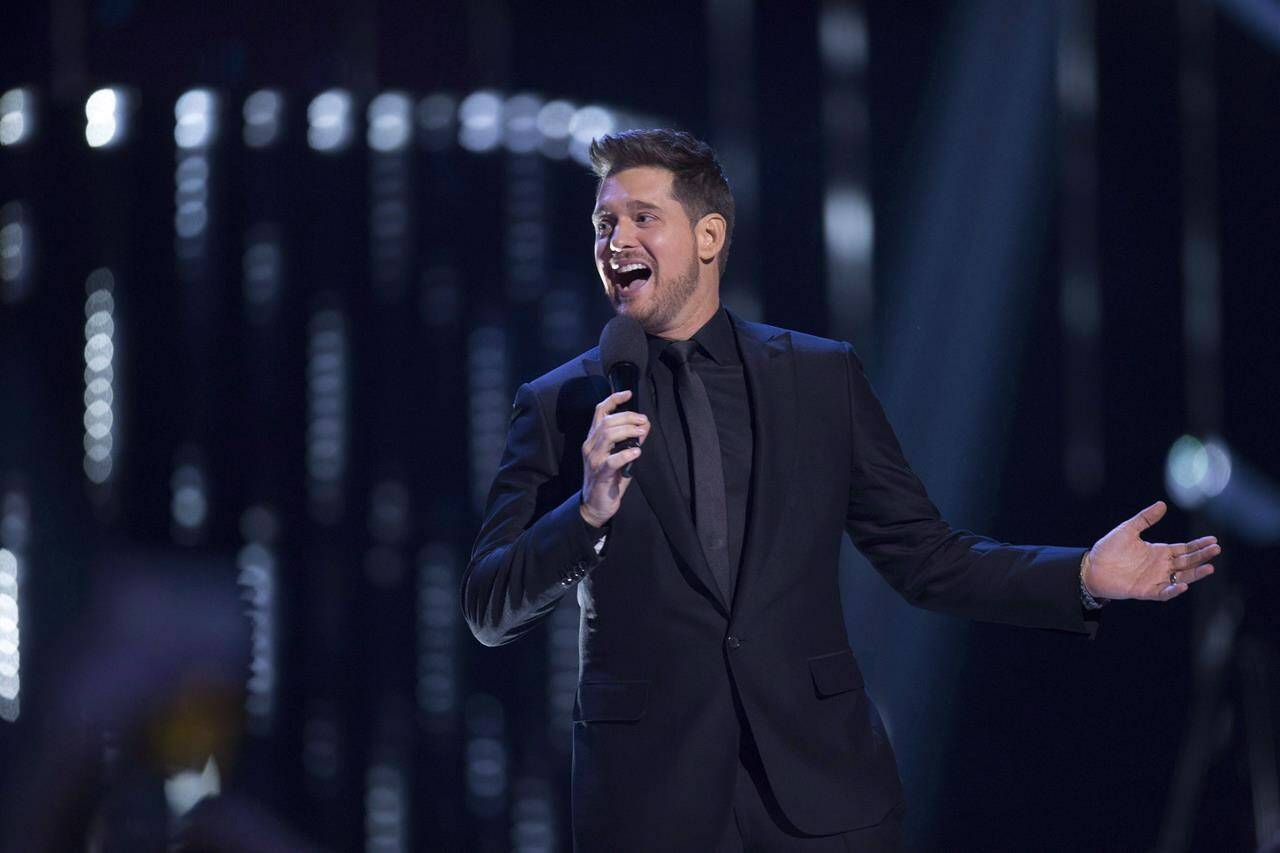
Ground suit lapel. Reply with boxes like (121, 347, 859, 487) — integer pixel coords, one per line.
(728, 312, 798, 615)
(581, 353, 731, 615)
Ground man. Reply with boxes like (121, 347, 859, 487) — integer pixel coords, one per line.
(461, 129, 1220, 851)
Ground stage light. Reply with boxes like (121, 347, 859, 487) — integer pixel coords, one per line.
(368, 92, 412, 153)
(536, 99, 574, 159)
(365, 762, 408, 851)
(504, 93, 542, 154)
(1167, 435, 1231, 509)
(819, 4, 870, 71)
(85, 87, 128, 148)
(242, 224, 282, 324)
(175, 89, 218, 149)
(459, 90, 502, 152)
(416, 544, 458, 724)
(307, 306, 348, 523)
(467, 325, 508, 512)
(417, 93, 456, 151)
(303, 701, 341, 791)
(174, 154, 210, 239)
(243, 89, 283, 148)
(823, 185, 874, 264)
(307, 89, 354, 153)
(1, 202, 33, 304)
(568, 105, 615, 165)
(464, 694, 507, 817)
(0, 88, 33, 147)
(164, 756, 221, 818)
(170, 460, 208, 533)
(0, 548, 19, 721)
(83, 270, 116, 485)
(238, 537, 276, 734)
(511, 777, 556, 851)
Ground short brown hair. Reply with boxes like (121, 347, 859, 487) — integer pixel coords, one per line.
(588, 129, 736, 274)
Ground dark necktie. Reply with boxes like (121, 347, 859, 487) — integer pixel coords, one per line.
(661, 341, 733, 605)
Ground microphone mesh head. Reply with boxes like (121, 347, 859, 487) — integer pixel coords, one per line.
(599, 315, 648, 375)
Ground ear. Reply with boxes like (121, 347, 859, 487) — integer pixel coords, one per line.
(694, 213, 726, 265)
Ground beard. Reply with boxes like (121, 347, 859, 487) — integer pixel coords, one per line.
(617, 252, 701, 334)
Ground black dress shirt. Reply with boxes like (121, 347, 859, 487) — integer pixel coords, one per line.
(646, 307, 754, 588)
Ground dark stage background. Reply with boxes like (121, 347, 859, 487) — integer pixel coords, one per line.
(1, 1, 1278, 850)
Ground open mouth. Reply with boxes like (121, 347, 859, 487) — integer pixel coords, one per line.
(612, 261, 652, 296)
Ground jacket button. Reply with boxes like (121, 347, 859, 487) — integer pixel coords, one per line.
(726, 635, 742, 650)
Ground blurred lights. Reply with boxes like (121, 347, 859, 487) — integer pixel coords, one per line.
(0, 548, 19, 720)
(458, 90, 503, 153)
(368, 92, 413, 152)
(568, 105, 615, 165)
(1, 202, 34, 304)
(243, 89, 283, 148)
(170, 454, 209, 538)
(239, 505, 278, 735)
(503, 93, 543, 154)
(243, 223, 283, 323)
(85, 88, 129, 148)
(0, 88, 34, 147)
(175, 88, 219, 149)
(417, 93, 456, 151)
(1167, 435, 1232, 509)
(823, 186, 874, 264)
(416, 544, 458, 726)
(307, 306, 348, 523)
(467, 326, 508, 512)
(819, 3, 870, 71)
(510, 777, 555, 852)
(464, 694, 507, 817)
(83, 270, 117, 485)
(164, 756, 221, 818)
(365, 762, 408, 852)
(308, 89, 354, 153)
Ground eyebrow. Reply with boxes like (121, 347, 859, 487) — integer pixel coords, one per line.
(591, 199, 662, 223)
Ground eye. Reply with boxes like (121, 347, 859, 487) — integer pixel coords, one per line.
(636, 213, 655, 224)
(594, 220, 612, 236)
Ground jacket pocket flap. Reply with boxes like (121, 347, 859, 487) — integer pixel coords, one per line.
(808, 648, 864, 698)
(573, 680, 650, 722)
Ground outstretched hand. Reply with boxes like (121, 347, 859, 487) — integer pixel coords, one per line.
(1083, 500, 1220, 602)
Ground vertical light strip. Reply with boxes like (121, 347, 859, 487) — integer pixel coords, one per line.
(467, 326, 508, 514)
(1058, 0, 1105, 494)
(504, 96, 549, 305)
(369, 92, 413, 305)
(0, 202, 34, 305)
(238, 505, 278, 736)
(417, 544, 458, 731)
(0, 484, 26, 723)
(307, 303, 348, 524)
(820, 1, 874, 346)
(83, 268, 117, 486)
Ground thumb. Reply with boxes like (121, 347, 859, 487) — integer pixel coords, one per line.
(1127, 500, 1167, 534)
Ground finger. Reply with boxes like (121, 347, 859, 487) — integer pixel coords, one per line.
(1158, 582, 1189, 602)
(593, 390, 633, 427)
(1180, 564, 1214, 585)
(1128, 500, 1167, 534)
(598, 423, 649, 446)
(1173, 542, 1220, 570)
(604, 446, 642, 470)
(601, 411, 649, 430)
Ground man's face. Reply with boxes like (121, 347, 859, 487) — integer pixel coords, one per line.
(592, 166, 702, 334)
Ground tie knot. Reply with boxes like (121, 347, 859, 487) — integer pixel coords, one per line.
(661, 339, 700, 370)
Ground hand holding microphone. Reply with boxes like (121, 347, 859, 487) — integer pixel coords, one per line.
(580, 316, 651, 529)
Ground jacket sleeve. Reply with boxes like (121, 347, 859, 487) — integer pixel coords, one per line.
(462, 382, 604, 647)
(841, 343, 1098, 637)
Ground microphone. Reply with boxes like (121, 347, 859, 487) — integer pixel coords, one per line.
(598, 315, 648, 478)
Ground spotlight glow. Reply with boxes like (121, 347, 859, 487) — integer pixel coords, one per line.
(175, 89, 219, 149)
(568, 105, 615, 164)
(458, 91, 502, 153)
(0, 88, 34, 147)
(83, 270, 117, 484)
(85, 88, 128, 148)
(243, 89, 283, 148)
(368, 92, 412, 152)
(308, 89, 354, 153)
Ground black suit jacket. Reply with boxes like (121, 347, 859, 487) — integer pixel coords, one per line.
(463, 311, 1096, 850)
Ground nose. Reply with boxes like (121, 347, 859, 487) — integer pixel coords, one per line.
(608, 220, 637, 253)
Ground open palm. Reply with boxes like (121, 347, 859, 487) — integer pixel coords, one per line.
(1084, 500, 1220, 602)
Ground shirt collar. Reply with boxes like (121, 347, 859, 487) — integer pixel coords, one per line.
(645, 305, 739, 367)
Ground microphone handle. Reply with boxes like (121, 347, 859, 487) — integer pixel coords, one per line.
(607, 362, 641, 478)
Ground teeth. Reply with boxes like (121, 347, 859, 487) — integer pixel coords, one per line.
(611, 261, 651, 274)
